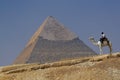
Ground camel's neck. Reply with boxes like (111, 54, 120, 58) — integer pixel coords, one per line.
(90, 38, 98, 46)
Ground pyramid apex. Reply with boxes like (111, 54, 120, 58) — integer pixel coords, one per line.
(46, 16, 56, 22)
(46, 16, 55, 19)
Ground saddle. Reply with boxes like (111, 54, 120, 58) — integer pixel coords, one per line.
(100, 37, 109, 44)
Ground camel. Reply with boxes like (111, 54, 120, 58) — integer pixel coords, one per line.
(89, 37, 112, 55)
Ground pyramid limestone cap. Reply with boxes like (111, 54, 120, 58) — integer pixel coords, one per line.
(26, 16, 78, 47)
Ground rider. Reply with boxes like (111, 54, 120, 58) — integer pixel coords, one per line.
(100, 32, 109, 43)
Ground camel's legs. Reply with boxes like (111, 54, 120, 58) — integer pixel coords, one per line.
(99, 46, 103, 55)
(108, 43, 112, 56)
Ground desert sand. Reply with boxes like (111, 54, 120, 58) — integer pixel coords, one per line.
(0, 52, 120, 80)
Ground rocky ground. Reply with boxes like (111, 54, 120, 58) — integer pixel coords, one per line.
(0, 52, 120, 80)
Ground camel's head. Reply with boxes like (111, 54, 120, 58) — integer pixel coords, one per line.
(89, 37, 94, 41)
(89, 36, 98, 46)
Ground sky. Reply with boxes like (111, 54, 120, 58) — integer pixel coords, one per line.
(0, 0, 120, 66)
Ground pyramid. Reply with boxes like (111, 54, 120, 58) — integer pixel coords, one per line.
(14, 16, 96, 64)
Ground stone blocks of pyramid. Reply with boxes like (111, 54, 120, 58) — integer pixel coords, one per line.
(14, 16, 96, 64)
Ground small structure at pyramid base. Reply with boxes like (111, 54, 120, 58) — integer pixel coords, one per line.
(14, 16, 96, 64)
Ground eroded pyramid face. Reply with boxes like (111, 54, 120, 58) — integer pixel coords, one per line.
(14, 16, 96, 64)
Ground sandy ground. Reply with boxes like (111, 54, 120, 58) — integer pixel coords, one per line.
(0, 52, 120, 80)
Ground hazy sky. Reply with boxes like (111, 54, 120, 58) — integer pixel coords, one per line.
(0, 0, 120, 66)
